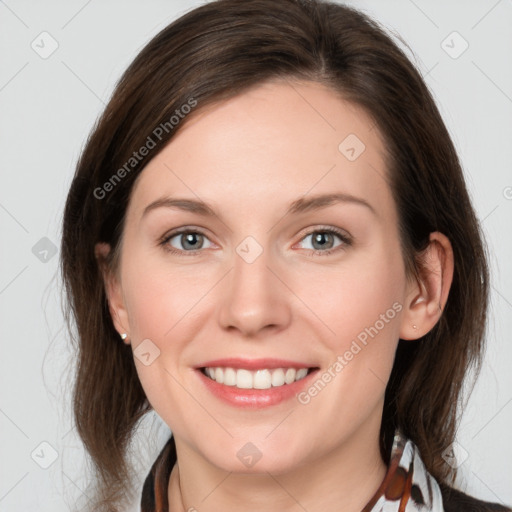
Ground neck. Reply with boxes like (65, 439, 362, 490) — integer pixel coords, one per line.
(168, 419, 387, 512)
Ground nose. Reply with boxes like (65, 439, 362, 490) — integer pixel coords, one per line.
(217, 245, 292, 338)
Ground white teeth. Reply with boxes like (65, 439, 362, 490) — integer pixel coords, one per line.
(236, 369, 253, 389)
(253, 369, 272, 389)
(271, 368, 285, 387)
(296, 368, 308, 380)
(223, 367, 237, 386)
(203, 366, 310, 389)
(214, 367, 224, 384)
(285, 368, 296, 384)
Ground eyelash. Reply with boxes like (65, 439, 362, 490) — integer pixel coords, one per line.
(159, 226, 352, 257)
(159, 227, 352, 257)
(300, 227, 352, 256)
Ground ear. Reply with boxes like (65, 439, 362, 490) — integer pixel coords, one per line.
(399, 232, 454, 340)
(95, 242, 131, 345)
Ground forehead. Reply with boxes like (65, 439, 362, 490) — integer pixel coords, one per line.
(128, 80, 393, 222)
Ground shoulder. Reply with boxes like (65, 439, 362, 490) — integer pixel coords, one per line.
(439, 482, 512, 512)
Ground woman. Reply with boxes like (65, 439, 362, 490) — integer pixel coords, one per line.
(60, 0, 511, 511)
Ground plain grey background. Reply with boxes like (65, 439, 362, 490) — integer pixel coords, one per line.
(1, 0, 511, 510)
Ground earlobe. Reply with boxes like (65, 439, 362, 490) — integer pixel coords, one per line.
(399, 232, 454, 340)
(94, 242, 131, 344)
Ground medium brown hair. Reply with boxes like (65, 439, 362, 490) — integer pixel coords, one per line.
(61, 0, 489, 510)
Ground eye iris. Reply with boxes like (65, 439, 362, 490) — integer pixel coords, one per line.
(174, 231, 340, 251)
(312, 232, 334, 250)
(182, 233, 202, 250)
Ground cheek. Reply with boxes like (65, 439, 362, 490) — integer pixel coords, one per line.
(296, 245, 405, 352)
(292, 243, 405, 415)
(118, 253, 220, 418)
(283, 266, 404, 462)
(120, 259, 201, 428)
(121, 253, 213, 341)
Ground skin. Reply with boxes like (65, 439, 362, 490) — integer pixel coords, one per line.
(97, 80, 453, 512)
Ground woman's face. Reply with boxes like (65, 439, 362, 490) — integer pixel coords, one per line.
(107, 80, 416, 473)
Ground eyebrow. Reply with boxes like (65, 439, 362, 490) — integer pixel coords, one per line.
(142, 192, 376, 219)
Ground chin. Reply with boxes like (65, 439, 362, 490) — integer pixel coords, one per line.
(197, 436, 308, 475)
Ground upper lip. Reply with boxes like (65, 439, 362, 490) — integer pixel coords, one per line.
(196, 358, 317, 371)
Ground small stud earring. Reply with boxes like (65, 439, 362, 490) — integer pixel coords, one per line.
(120, 333, 128, 340)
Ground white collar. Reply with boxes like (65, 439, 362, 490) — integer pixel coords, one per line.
(363, 430, 445, 511)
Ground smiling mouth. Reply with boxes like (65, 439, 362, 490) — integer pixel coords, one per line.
(200, 366, 317, 390)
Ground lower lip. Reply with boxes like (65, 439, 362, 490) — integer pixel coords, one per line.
(196, 369, 318, 408)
